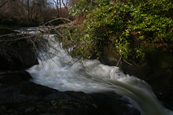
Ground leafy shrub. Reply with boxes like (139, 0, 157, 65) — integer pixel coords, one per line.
(69, 0, 173, 59)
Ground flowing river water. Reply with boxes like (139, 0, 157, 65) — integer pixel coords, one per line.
(19, 28, 172, 115)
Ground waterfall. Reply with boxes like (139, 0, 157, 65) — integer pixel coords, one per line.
(26, 33, 172, 115)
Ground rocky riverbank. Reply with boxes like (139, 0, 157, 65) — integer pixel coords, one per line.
(0, 29, 172, 114)
(0, 71, 140, 115)
(99, 46, 173, 110)
(0, 31, 140, 115)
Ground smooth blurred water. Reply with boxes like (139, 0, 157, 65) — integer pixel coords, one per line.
(25, 32, 172, 115)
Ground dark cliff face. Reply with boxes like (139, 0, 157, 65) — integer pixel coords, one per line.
(0, 34, 38, 71)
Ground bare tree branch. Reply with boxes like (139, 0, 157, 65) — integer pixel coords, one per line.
(0, 0, 8, 8)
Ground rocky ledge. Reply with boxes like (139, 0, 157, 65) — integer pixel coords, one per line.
(0, 71, 140, 115)
(0, 33, 39, 71)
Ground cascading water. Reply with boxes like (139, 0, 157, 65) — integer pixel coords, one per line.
(26, 33, 172, 115)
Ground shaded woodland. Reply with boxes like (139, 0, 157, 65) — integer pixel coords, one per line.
(0, 0, 74, 26)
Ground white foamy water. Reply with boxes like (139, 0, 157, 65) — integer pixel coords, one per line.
(26, 34, 172, 115)
(14, 27, 50, 34)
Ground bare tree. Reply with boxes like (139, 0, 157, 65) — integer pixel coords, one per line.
(26, 0, 30, 19)
(52, 0, 66, 18)
(0, 0, 68, 24)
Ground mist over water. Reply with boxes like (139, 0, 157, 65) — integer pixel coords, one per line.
(26, 34, 172, 115)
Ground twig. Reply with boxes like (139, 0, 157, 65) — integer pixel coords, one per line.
(122, 57, 133, 66)
(43, 17, 71, 26)
(116, 55, 122, 66)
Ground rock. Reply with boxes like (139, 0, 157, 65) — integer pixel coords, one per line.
(0, 71, 57, 104)
(0, 71, 140, 115)
(0, 71, 31, 84)
(89, 92, 140, 115)
(0, 34, 38, 71)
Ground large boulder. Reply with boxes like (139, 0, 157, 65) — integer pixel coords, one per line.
(0, 34, 38, 71)
(0, 71, 140, 115)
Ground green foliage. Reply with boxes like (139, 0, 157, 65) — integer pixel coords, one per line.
(69, 0, 110, 17)
(69, 0, 173, 59)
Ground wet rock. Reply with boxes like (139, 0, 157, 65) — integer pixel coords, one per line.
(0, 71, 57, 104)
(0, 71, 140, 115)
(90, 92, 140, 115)
(0, 34, 38, 71)
(0, 98, 139, 115)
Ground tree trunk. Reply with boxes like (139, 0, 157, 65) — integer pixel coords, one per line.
(26, 0, 30, 20)
(59, 0, 61, 17)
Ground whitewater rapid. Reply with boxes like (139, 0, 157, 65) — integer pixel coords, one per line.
(27, 34, 172, 115)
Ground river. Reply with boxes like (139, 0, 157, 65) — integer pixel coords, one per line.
(16, 28, 172, 115)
